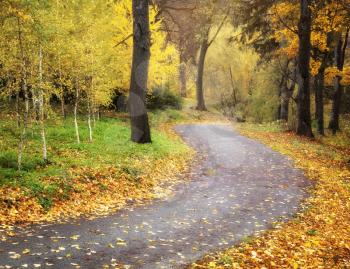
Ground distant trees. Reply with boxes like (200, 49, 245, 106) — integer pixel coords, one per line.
(155, 0, 198, 98)
(193, 0, 231, 111)
(236, 0, 350, 137)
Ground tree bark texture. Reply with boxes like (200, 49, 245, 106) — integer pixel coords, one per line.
(329, 29, 348, 134)
(196, 38, 208, 111)
(296, 0, 313, 137)
(129, 0, 151, 143)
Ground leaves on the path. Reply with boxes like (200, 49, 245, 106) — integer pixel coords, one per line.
(190, 124, 350, 268)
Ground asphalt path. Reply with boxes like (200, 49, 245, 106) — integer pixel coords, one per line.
(0, 124, 310, 269)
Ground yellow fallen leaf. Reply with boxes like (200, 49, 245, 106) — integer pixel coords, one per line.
(22, 248, 30, 254)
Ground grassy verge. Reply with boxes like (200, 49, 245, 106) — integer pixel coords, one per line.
(190, 120, 350, 268)
(0, 110, 195, 228)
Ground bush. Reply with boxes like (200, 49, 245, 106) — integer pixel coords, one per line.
(0, 152, 17, 169)
(146, 86, 182, 110)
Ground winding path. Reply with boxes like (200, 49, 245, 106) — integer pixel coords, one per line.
(0, 124, 310, 269)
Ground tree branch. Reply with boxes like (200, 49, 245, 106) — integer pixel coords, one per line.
(208, 14, 228, 47)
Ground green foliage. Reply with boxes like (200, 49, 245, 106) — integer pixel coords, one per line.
(0, 113, 189, 209)
(147, 86, 183, 110)
(0, 152, 17, 170)
(217, 255, 234, 266)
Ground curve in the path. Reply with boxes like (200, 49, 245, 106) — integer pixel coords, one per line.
(0, 124, 310, 269)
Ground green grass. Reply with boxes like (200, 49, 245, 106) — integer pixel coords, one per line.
(0, 111, 189, 208)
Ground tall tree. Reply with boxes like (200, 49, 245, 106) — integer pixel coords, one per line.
(129, 0, 151, 143)
(296, 0, 313, 137)
(196, 10, 228, 111)
(329, 28, 349, 134)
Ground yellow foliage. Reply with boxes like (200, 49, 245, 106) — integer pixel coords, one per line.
(113, 0, 180, 92)
(270, 1, 348, 75)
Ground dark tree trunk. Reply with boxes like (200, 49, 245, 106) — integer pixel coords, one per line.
(329, 29, 349, 134)
(179, 61, 187, 98)
(329, 76, 342, 134)
(61, 92, 65, 119)
(280, 62, 296, 122)
(179, 45, 187, 97)
(277, 76, 283, 120)
(296, 0, 313, 137)
(129, 0, 151, 143)
(280, 78, 289, 121)
(196, 38, 208, 111)
(315, 66, 325, 135)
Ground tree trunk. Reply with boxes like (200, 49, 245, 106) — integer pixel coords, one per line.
(87, 98, 93, 142)
(129, 0, 151, 144)
(229, 67, 238, 106)
(196, 38, 208, 111)
(329, 29, 348, 134)
(38, 45, 48, 162)
(87, 78, 93, 142)
(277, 76, 283, 120)
(314, 66, 325, 135)
(179, 61, 187, 97)
(15, 91, 20, 128)
(329, 75, 342, 134)
(296, 0, 313, 137)
(74, 82, 80, 144)
(17, 17, 29, 171)
(58, 58, 65, 119)
(280, 77, 289, 121)
(92, 101, 96, 127)
(279, 59, 292, 121)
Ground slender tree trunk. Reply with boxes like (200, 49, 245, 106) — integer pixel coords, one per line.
(17, 17, 29, 171)
(179, 37, 187, 97)
(129, 0, 151, 144)
(74, 81, 80, 144)
(18, 86, 29, 171)
(179, 62, 187, 97)
(92, 101, 96, 127)
(87, 77, 93, 142)
(179, 49, 187, 97)
(38, 45, 48, 162)
(15, 91, 20, 128)
(329, 29, 348, 134)
(229, 67, 238, 106)
(277, 77, 283, 120)
(87, 98, 93, 142)
(296, 0, 313, 137)
(196, 38, 209, 111)
(314, 65, 325, 135)
(280, 77, 290, 121)
(329, 76, 342, 134)
(279, 59, 292, 121)
(58, 58, 65, 119)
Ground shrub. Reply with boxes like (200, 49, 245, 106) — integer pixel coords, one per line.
(146, 86, 182, 110)
(0, 152, 17, 169)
